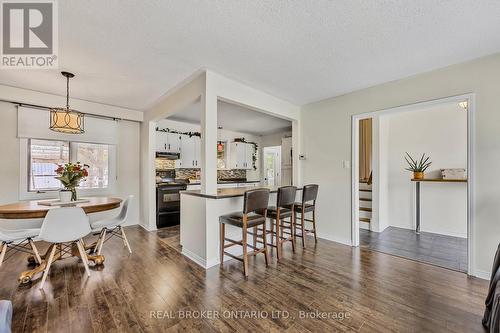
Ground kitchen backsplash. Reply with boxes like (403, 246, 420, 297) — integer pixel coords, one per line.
(173, 168, 247, 180)
(175, 168, 198, 180)
(218, 169, 246, 179)
(155, 158, 247, 180)
(155, 158, 175, 170)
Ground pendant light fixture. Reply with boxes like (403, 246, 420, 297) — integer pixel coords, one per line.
(49, 71, 84, 134)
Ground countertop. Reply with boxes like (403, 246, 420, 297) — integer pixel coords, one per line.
(186, 180, 261, 185)
(181, 185, 301, 199)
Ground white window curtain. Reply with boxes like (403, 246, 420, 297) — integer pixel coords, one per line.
(17, 106, 118, 144)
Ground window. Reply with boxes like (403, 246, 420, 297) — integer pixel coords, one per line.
(74, 142, 109, 189)
(29, 139, 69, 191)
(26, 139, 113, 193)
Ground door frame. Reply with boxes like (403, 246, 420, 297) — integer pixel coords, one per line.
(351, 93, 476, 276)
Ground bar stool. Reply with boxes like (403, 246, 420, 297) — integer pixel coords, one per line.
(266, 186, 297, 260)
(294, 184, 319, 248)
(219, 188, 270, 277)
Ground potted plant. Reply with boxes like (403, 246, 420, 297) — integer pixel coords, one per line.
(404, 152, 431, 180)
(55, 162, 89, 202)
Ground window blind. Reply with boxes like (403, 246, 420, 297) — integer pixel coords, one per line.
(17, 106, 119, 144)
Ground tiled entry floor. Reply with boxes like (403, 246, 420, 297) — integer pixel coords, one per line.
(360, 226, 467, 272)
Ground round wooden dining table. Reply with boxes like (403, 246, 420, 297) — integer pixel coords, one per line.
(0, 197, 122, 284)
(0, 197, 122, 219)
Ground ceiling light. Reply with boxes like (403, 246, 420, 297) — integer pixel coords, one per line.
(50, 71, 85, 134)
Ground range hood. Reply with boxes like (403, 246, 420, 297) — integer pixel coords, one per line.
(155, 152, 180, 159)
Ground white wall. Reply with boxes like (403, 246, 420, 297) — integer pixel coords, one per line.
(383, 103, 467, 237)
(0, 98, 141, 229)
(300, 52, 500, 277)
(261, 130, 292, 148)
(157, 118, 263, 181)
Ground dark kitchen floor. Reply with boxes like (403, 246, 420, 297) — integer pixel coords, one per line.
(360, 226, 467, 272)
(156, 224, 181, 252)
(0, 226, 487, 332)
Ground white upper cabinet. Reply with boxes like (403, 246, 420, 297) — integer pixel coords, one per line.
(230, 142, 254, 170)
(166, 133, 181, 153)
(156, 131, 181, 153)
(156, 131, 167, 152)
(176, 135, 201, 168)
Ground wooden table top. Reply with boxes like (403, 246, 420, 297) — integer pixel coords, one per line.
(411, 178, 467, 183)
(0, 197, 122, 219)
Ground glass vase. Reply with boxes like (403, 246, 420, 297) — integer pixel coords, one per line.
(71, 188, 77, 201)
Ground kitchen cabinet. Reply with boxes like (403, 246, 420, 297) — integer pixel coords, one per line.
(156, 131, 181, 153)
(156, 131, 167, 152)
(166, 133, 181, 153)
(229, 142, 254, 170)
(176, 135, 201, 168)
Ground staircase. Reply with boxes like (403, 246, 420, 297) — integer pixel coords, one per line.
(359, 180, 372, 230)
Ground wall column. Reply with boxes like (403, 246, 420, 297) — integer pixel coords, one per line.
(201, 74, 218, 194)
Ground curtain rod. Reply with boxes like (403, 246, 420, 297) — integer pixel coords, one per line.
(0, 98, 141, 122)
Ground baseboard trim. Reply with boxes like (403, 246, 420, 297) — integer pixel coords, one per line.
(181, 248, 208, 268)
(317, 233, 351, 246)
(473, 269, 490, 280)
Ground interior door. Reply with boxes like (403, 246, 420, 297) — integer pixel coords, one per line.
(264, 146, 281, 186)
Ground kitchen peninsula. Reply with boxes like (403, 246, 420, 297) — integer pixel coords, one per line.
(179, 186, 301, 268)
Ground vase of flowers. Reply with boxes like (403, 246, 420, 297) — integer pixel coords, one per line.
(55, 162, 89, 202)
(404, 152, 431, 180)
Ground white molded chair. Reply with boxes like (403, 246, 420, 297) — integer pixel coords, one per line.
(0, 227, 41, 268)
(91, 195, 133, 255)
(38, 207, 91, 289)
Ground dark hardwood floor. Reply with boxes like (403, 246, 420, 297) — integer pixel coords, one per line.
(0, 225, 487, 332)
(360, 226, 468, 272)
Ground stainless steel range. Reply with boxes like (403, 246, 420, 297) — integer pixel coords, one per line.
(156, 174, 187, 228)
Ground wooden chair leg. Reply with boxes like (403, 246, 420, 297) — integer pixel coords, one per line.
(120, 226, 132, 254)
(279, 217, 284, 255)
(97, 229, 107, 256)
(301, 211, 306, 248)
(275, 217, 281, 261)
(76, 240, 91, 277)
(253, 226, 258, 250)
(29, 239, 42, 265)
(94, 229, 104, 253)
(242, 227, 248, 277)
(219, 222, 225, 267)
(0, 242, 7, 268)
(262, 224, 269, 266)
(270, 219, 275, 247)
(40, 244, 57, 289)
(291, 215, 296, 253)
(312, 208, 318, 243)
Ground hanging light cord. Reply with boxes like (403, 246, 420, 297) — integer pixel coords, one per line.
(66, 74, 70, 110)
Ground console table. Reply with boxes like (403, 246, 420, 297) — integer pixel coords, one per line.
(411, 178, 467, 233)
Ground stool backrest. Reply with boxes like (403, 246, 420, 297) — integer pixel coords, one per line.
(277, 186, 297, 208)
(243, 188, 270, 214)
(301, 184, 319, 204)
(39, 207, 91, 243)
